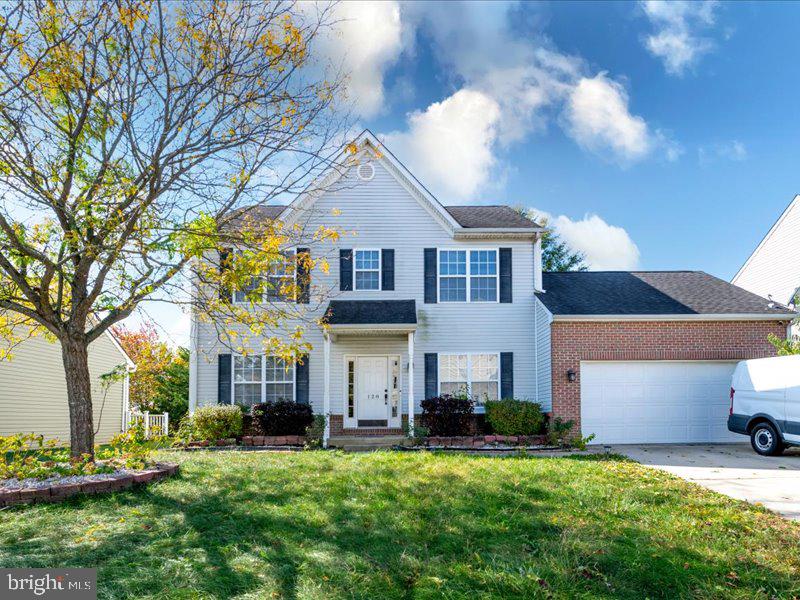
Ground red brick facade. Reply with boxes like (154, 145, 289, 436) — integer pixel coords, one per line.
(551, 319, 788, 430)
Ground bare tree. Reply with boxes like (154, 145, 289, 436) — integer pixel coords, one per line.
(0, 0, 348, 457)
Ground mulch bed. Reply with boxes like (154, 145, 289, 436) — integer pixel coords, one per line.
(0, 463, 179, 507)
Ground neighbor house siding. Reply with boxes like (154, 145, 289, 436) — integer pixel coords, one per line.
(733, 195, 800, 307)
(0, 333, 129, 444)
(193, 159, 542, 415)
(550, 320, 786, 430)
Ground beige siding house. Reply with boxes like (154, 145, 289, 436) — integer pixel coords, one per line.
(0, 331, 134, 444)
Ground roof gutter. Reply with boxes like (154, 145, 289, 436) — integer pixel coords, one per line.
(453, 227, 543, 240)
(551, 313, 797, 322)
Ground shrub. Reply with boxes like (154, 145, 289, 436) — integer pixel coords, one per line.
(184, 405, 243, 441)
(304, 414, 327, 449)
(253, 401, 313, 435)
(420, 394, 474, 436)
(485, 399, 545, 436)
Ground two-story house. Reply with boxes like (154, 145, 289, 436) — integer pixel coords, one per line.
(189, 131, 795, 447)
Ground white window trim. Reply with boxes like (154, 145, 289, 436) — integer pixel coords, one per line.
(231, 353, 297, 405)
(353, 248, 382, 291)
(437, 248, 500, 303)
(232, 248, 297, 304)
(437, 352, 501, 403)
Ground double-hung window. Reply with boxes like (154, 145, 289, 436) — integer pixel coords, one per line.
(232, 355, 295, 407)
(438, 353, 499, 402)
(438, 249, 498, 302)
(354, 249, 380, 290)
(233, 355, 263, 406)
(233, 250, 295, 303)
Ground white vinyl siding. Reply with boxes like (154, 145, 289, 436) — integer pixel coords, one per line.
(733, 195, 800, 307)
(192, 157, 543, 415)
(534, 296, 553, 411)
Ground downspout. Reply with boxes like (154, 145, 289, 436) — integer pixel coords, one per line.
(188, 258, 199, 414)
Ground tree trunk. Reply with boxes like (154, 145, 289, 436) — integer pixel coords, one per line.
(61, 334, 95, 459)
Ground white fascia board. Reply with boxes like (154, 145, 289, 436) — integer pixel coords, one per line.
(551, 313, 797, 322)
(453, 228, 543, 240)
(328, 323, 418, 332)
(733, 194, 800, 283)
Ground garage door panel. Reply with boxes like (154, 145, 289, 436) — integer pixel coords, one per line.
(581, 361, 739, 444)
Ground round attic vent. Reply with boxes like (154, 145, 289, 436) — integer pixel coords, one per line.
(357, 162, 375, 181)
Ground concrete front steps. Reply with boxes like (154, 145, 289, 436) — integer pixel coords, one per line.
(328, 435, 406, 452)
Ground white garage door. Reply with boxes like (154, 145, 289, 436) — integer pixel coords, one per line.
(581, 361, 740, 445)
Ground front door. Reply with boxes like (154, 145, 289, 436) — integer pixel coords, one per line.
(356, 356, 388, 425)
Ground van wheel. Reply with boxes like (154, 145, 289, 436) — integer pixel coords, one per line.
(750, 422, 784, 456)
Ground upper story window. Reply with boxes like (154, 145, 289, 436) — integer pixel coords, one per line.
(354, 249, 380, 290)
(438, 249, 498, 302)
(233, 251, 295, 303)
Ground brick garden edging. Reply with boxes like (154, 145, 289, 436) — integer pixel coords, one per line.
(419, 434, 549, 448)
(0, 463, 179, 508)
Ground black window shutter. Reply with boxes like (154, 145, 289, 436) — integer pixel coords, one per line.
(295, 354, 309, 404)
(218, 354, 232, 404)
(499, 248, 512, 303)
(219, 248, 232, 302)
(424, 248, 437, 303)
(296, 248, 310, 304)
(381, 249, 395, 291)
(339, 249, 353, 291)
(500, 352, 513, 399)
(424, 353, 438, 399)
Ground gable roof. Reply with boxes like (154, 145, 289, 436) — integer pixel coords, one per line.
(444, 206, 539, 228)
(276, 130, 543, 237)
(537, 271, 796, 319)
(732, 194, 800, 305)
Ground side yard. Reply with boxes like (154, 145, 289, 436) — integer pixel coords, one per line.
(1, 451, 799, 599)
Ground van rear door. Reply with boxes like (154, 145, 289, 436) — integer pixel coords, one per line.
(784, 384, 800, 444)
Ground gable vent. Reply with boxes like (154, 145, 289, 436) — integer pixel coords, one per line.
(357, 162, 375, 181)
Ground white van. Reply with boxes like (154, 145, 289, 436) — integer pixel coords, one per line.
(728, 355, 800, 455)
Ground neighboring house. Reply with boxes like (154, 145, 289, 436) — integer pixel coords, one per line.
(0, 330, 135, 444)
(188, 130, 795, 446)
(732, 194, 800, 339)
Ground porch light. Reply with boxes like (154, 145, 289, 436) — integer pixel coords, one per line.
(567, 369, 577, 383)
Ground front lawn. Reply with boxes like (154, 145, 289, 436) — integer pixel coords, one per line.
(1, 451, 798, 599)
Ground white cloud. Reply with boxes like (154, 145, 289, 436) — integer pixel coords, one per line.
(537, 209, 641, 270)
(376, 3, 675, 198)
(641, 0, 720, 75)
(563, 74, 652, 162)
(383, 89, 501, 199)
(698, 140, 747, 164)
(307, 1, 404, 118)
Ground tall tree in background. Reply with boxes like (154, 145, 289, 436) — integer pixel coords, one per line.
(516, 208, 588, 272)
(0, 1, 346, 457)
(113, 321, 190, 425)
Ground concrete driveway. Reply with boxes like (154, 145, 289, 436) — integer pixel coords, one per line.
(605, 443, 800, 520)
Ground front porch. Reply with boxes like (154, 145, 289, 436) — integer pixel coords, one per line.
(321, 300, 418, 446)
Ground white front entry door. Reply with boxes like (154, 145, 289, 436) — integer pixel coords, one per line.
(356, 356, 388, 422)
(581, 361, 740, 444)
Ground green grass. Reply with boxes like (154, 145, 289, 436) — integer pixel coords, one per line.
(1, 451, 799, 599)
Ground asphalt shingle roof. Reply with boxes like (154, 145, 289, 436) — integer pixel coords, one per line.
(537, 271, 795, 316)
(325, 300, 417, 325)
(444, 205, 539, 228)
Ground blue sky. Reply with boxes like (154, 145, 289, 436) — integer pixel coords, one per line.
(141, 1, 800, 345)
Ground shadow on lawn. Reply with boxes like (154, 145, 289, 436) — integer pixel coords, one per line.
(1, 452, 798, 599)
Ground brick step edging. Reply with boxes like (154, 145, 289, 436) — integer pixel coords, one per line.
(0, 463, 179, 507)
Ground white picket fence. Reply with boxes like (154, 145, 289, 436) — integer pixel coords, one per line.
(124, 411, 169, 438)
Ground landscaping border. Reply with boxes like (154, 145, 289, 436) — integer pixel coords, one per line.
(0, 463, 179, 507)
